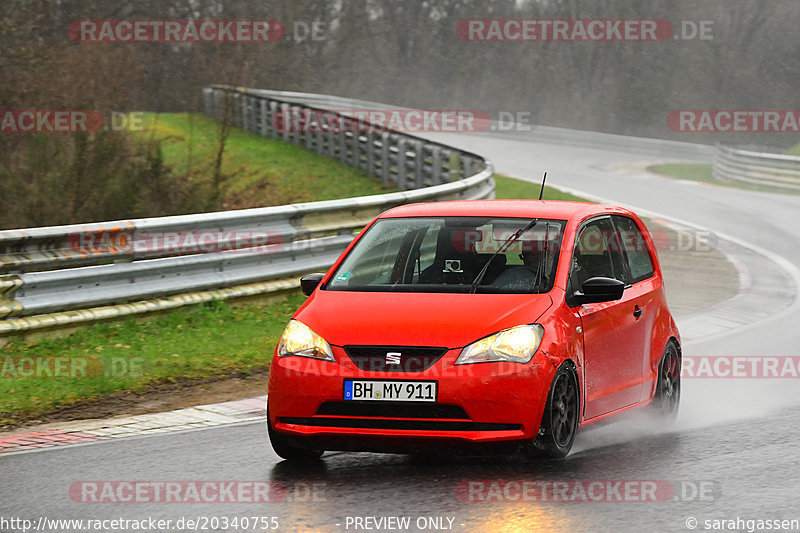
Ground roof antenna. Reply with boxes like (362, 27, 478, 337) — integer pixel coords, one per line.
(538, 171, 548, 201)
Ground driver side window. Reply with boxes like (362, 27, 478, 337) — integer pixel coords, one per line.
(411, 227, 439, 283)
(570, 218, 626, 289)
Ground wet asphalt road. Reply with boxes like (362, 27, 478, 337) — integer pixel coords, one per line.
(3, 398, 800, 533)
(2, 132, 800, 532)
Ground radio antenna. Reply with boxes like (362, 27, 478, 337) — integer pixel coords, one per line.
(538, 172, 548, 200)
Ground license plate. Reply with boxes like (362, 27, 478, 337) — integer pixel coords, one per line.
(344, 380, 437, 402)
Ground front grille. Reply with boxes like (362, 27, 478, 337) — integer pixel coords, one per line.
(344, 345, 447, 372)
(316, 401, 469, 419)
(279, 417, 520, 432)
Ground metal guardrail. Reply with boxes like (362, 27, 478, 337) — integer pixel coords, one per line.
(0, 87, 494, 333)
(204, 86, 489, 190)
(247, 88, 717, 163)
(713, 144, 800, 191)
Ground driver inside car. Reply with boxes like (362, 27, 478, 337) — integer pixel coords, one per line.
(491, 240, 548, 291)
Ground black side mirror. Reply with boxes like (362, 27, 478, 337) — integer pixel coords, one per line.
(570, 276, 625, 305)
(300, 273, 326, 296)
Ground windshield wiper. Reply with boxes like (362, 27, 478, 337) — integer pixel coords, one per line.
(469, 218, 537, 294)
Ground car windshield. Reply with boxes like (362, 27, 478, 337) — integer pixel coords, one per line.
(326, 217, 565, 293)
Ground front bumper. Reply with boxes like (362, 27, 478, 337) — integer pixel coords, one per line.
(267, 346, 555, 452)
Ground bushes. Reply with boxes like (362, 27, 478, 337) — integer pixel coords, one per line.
(0, 132, 206, 229)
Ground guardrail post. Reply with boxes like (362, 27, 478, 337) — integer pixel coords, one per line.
(242, 96, 250, 132)
(379, 132, 391, 185)
(280, 103, 290, 142)
(315, 125, 325, 155)
(397, 138, 408, 190)
(286, 105, 299, 144)
(327, 125, 337, 159)
(212, 90, 222, 121)
(366, 131, 376, 177)
(248, 96, 257, 133)
(234, 93, 242, 128)
(304, 110, 314, 150)
(264, 100, 274, 138)
(337, 130, 347, 164)
(431, 146, 443, 184)
(259, 99, 268, 137)
(351, 129, 361, 169)
(413, 140, 425, 188)
(461, 155, 474, 180)
(202, 88, 213, 118)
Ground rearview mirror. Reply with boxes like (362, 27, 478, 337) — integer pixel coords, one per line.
(570, 276, 625, 305)
(300, 273, 325, 296)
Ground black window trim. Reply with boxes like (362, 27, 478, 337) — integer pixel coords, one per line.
(325, 215, 568, 294)
(610, 214, 656, 285)
(565, 214, 632, 307)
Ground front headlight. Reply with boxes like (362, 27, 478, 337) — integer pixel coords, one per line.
(278, 320, 335, 362)
(455, 324, 544, 365)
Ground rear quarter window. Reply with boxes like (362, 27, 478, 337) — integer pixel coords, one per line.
(613, 215, 655, 283)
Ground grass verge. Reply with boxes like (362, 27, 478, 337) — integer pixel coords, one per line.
(0, 295, 306, 426)
(648, 162, 800, 195)
(647, 163, 714, 183)
(493, 174, 589, 202)
(137, 113, 394, 209)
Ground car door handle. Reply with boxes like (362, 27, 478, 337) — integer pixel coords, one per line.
(633, 306, 643, 318)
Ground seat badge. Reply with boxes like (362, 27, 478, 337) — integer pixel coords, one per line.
(386, 352, 402, 365)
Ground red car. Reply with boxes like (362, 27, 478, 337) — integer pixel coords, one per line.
(267, 200, 681, 460)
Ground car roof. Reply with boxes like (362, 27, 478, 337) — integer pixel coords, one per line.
(379, 200, 635, 222)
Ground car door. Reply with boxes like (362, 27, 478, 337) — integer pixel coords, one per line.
(612, 215, 659, 403)
(570, 216, 644, 419)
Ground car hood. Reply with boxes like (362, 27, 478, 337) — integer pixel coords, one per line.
(294, 290, 554, 348)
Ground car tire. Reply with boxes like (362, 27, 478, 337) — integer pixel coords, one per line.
(267, 410, 323, 462)
(652, 342, 681, 423)
(532, 363, 579, 458)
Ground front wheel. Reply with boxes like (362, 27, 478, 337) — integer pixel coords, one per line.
(652, 342, 681, 423)
(267, 410, 323, 462)
(532, 364, 579, 458)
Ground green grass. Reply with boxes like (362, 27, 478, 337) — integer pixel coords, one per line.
(0, 295, 306, 425)
(137, 113, 394, 208)
(648, 161, 800, 195)
(785, 142, 800, 156)
(493, 174, 589, 202)
(647, 163, 714, 183)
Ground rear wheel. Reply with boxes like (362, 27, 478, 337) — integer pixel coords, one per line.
(267, 410, 323, 462)
(653, 342, 681, 422)
(533, 363, 579, 458)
